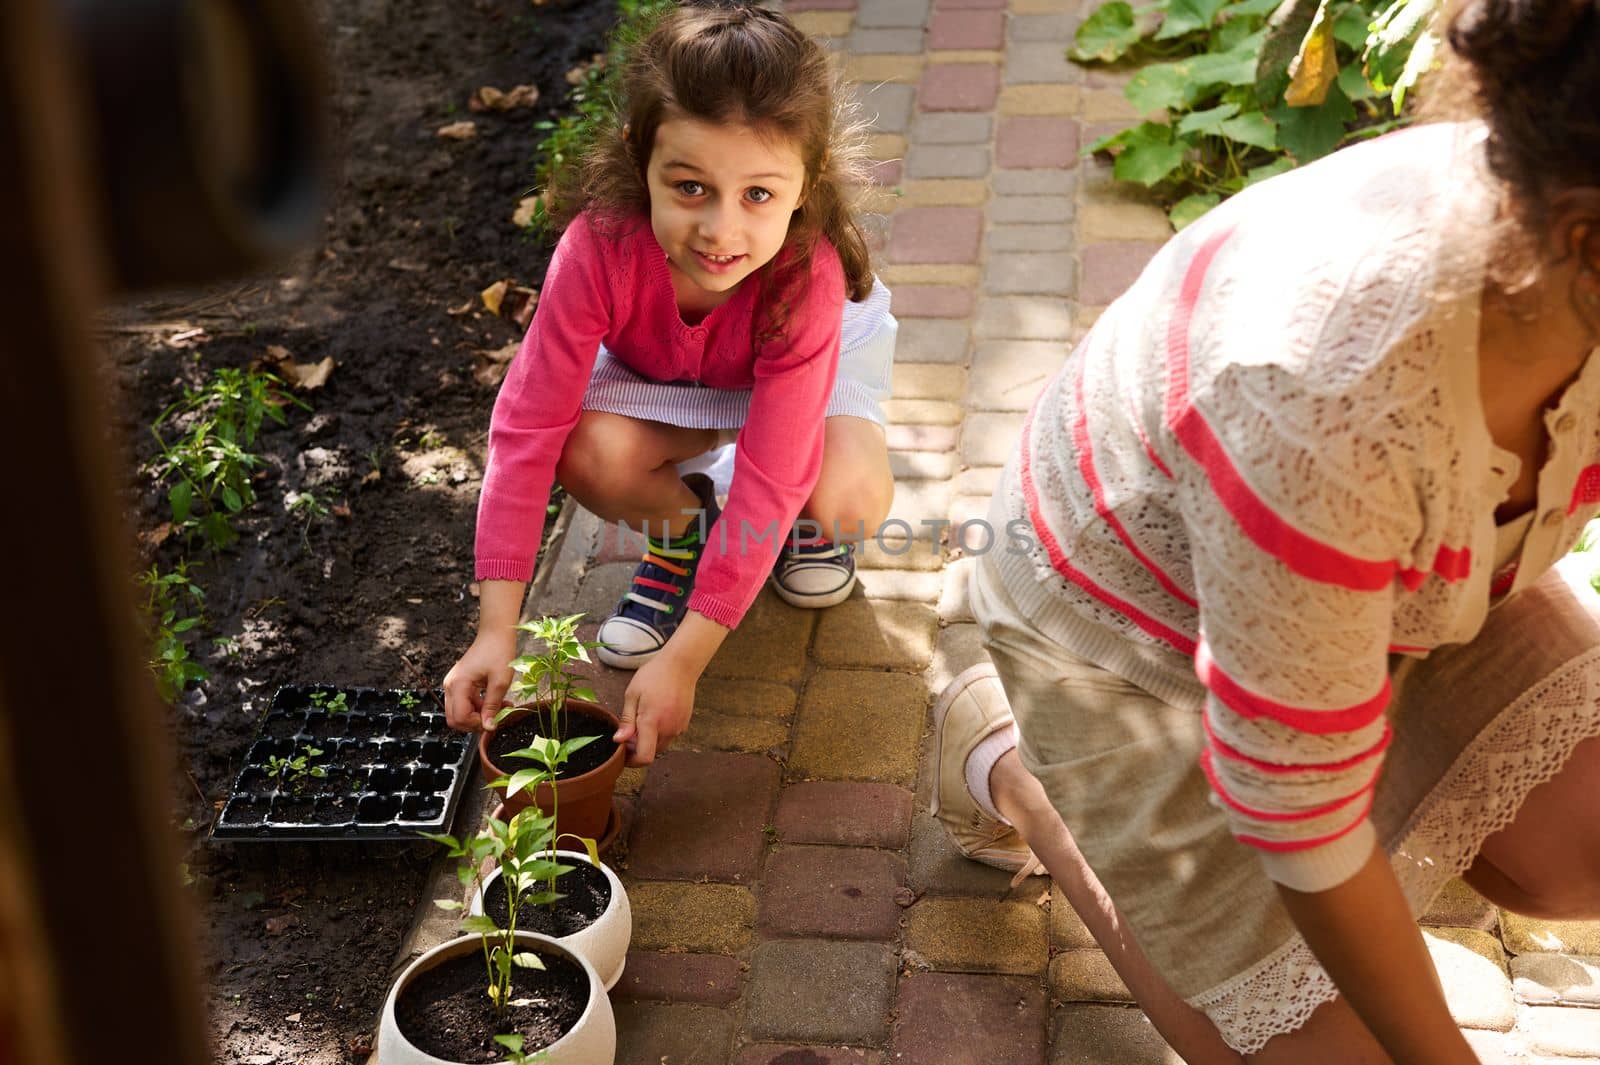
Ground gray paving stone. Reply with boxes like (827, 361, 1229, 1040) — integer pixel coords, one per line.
(856, 0, 933, 27)
(927, 621, 989, 693)
(1049, 1006, 1181, 1065)
(989, 195, 1074, 224)
(745, 940, 897, 1045)
(911, 112, 994, 144)
(1512, 954, 1600, 1007)
(994, 168, 1078, 196)
(1009, 13, 1079, 40)
(938, 556, 978, 623)
(884, 477, 958, 542)
(1004, 41, 1081, 85)
(615, 1003, 735, 1065)
(988, 222, 1074, 252)
(984, 252, 1077, 296)
(908, 805, 1018, 895)
(962, 411, 1029, 466)
(1518, 1005, 1600, 1058)
(968, 339, 1063, 410)
(890, 447, 961, 480)
(855, 81, 918, 135)
(954, 464, 1003, 498)
(896, 318, 973, 364)
(974, 299, 1074, 342)
(907, 143, 992, 179)
(849, 27, 927, 53)
(1423, 928, 1514, 1031)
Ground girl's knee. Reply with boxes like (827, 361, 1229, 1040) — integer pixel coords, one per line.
(556, 415, 641, 492)
(1465, 853, 1600, 921)
(807, 474, 892, 541)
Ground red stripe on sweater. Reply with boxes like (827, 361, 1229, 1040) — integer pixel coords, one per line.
(1163, 228, 1469, 592)
(1074, 366, 1198, 609)
(1200, 748, 1379, 822)
(1020, 400, 1198, 656)
(1203, 715, 1393, 775)
(1195, 640, 1390, 735)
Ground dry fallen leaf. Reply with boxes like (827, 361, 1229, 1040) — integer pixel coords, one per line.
(284, 1012, 301, 1023)
(265, 913, 299, 935)
(140, 522, 175, 550)
(332, 503, 353, 520)
(262, 345, 335, 391)
(436, 120, 478, 141)
(446, 299, 475, 316)
(474, 341, 520, 387)
(470, 84, 538, 112)
(501, 286, 538, 330)
(361, 468, 382, 486)
(511, 195, 541, 229)
(468, 86, 505, 112)
(480, 279, 509, 316)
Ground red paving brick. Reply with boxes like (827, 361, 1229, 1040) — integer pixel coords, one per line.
(774, 781, 914, 847)
(919, 63, 1001, 112)
(890, 207, 985, 264)
(890, 285, 975, 318)
(870, 158, 904, 186)
(757, 845, 908, 939)
(928, 10, 1004, 49)
(1081, 241, 1164, 305)
(893, 971, 1049, 1064)
(626, 751, 781, 882)
(613, 951, 742, 1005)
(735, 1049, 885, 1065)
(996, 116, 1080, 169)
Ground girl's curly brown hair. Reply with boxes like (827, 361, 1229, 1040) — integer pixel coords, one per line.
(550, 1, 873, 348)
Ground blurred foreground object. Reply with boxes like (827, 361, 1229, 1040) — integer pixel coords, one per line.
(0, 3, 327, 1063)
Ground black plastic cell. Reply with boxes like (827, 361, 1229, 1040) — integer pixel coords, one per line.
(212, 686, 472, 841)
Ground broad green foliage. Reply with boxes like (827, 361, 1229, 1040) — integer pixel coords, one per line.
(1074, 0, 1441, 229)
(138, 562, 209, 701)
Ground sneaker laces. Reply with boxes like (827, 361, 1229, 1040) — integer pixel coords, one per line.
(779, 534, 852, 564)
(968, 820, 1047, 889)
(619, 541, 697, 618)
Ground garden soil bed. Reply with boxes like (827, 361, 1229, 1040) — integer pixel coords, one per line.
(102, 1, 618, 1060)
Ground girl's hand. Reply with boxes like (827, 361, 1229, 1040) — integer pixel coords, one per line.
(443, 629, 517, 732)
(614, 653, 699, 766)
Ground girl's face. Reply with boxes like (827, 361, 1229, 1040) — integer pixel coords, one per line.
(645, 116, 807, 314)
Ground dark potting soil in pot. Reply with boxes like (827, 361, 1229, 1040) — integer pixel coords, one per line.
(486, 712, 616, 780)
(394, 948, 588, 1062)
(481, 860, 610, 937)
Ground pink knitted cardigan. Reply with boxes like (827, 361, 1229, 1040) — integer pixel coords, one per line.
(475, 212, 845, 628)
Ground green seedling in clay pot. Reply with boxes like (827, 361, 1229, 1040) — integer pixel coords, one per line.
(495, 613, 599, 743)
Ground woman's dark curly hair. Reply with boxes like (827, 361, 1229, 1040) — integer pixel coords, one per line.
(550, 1, 873, 347)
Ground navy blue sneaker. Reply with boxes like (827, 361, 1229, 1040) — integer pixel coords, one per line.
(772, 532, 857, 608)
(596, 474, 720, 669)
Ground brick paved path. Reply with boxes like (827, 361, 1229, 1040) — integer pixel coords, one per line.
(412, 2, 1600, 1061)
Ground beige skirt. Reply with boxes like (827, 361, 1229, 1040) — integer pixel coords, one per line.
(972, 548, 1600, 1055)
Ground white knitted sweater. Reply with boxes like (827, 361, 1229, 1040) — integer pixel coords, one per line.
(989, 121, 1600, 891)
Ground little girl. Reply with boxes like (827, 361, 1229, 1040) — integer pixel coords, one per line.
(443, 2, 896, 766)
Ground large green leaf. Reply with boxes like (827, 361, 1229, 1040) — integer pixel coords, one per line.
(1243, 156, 1296, 186)
(1125, 31, 1262, 111)
(1169, 192, 1222, 230)
(1269, 80, 1355, 161)
(1176, 102, 1241, 137)
(1228, 0, 1287, 18)
(1155, 0, 1230, 40)
(1112, 123, 1190, 186)
(1219, 111, 1278, 149)
(1070, 2, 1142, 62)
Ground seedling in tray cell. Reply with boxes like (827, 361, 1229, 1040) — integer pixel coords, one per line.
(308, 690, 350, 714)
(266, 744, 327, 792)
(397, 690, 420, 711)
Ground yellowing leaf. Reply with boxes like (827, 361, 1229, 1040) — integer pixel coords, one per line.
(512, 196, 541, 228)
(1285, 4, 1338, 107)
(261, 346, 335, 391)
(480, 280, 509, 316)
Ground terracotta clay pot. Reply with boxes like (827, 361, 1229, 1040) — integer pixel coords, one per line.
(477, 699, 624, 845)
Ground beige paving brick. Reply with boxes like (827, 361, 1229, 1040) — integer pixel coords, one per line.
(846, 54, 926, 84)
(1050, 950, 1134, 1003)
(893, 362, 968, 401)
(696, 678, 795, 720)
(1502, 913, 1600, 955)
(963, 411, 1028, 466)
(1424, 928, 1515, 1032)
(927, 48, 1005, 63)
(948, 496, 998, 554)
(968, 339, 1063, 411)
(998, 83, 1083, 115)
(884, 397, 966, 425)
(1513, 954, 1600, 1007)
(975, 297, 1074, 341)
(814, 597, 940, 670)
(890, 448, 961, 481)
(868, 132, 909, 159)
(1080, 200, 1174, 243)
(680, 711, 789, 754)
(1460, 1030, 1519, 1065)
(792, 11, 856, 36)
(630, 881, 755, 953)
(1082, 88, 1142, 122)
(705, 592, 817, 683)
(882, 263, 982, 287)
(885, 477, 958, 536)
(955, 464, 1002, 497)
(1518, 1005, 1600, 1058)
(856, 567, 946, 603)
(905, 896, 1050, 974)
(859, 536, 948, 571)
(1008, 12, 1076, 40)
(790, 670, 928, 786)
(897, 178, 989, 207)
(1010, 0, 1075, 12)
(988, 222, 1074, 253)
(1050, 885, 1099, 949)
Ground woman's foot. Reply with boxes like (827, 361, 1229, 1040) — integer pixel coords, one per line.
(930, 662, 1046, 884)
(596, 474, 720, 669)
(772, 535, 857, 608)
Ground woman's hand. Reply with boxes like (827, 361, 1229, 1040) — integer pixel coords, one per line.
(614, 652, 700, 766)
(443, 628, 517, 732)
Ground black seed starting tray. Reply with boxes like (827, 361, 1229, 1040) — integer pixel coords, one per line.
(212, 685, 474, 841)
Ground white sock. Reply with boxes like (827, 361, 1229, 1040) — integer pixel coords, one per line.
(963, 724, 1019, 825)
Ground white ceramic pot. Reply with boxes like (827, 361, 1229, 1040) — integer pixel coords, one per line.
(471, 850, 631, 991)
(377, 932, 615, 1065)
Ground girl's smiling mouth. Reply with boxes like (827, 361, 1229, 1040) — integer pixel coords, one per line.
(693, 248, 745, 272)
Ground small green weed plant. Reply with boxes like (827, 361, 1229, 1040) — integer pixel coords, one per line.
(146, 366, 308, 550)
(138, 562, 210, 700)
(266, 745, 326, 791)
(1073, 0, 1440, 227)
